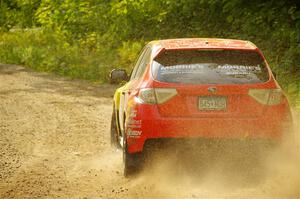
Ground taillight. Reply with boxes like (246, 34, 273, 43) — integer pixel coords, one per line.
(155, 88, 178, 104)
(248, 89, 283, 105)
(137, 88, 177, 104)
(137, 88, 156, 104)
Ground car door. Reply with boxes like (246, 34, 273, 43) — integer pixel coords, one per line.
(118, 46, 151, 140)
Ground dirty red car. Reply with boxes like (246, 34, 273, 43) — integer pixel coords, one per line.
(110, 38, 293, 176)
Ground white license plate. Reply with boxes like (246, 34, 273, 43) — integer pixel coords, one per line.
(198, 96, 227, 110)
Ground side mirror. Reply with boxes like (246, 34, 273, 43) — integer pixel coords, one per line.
(109, 69, 128, 84)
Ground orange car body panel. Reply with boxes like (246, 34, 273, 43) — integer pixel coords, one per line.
(119, 38, 292, 153)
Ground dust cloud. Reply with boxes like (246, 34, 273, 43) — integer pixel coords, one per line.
(129, 112, 300, 199)
(259, 110, 300, 199)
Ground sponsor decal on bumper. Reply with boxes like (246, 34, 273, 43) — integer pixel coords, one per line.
(127, 129, 142, 138)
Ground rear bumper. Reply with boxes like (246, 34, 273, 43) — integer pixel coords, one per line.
(125, 103, 291, 153)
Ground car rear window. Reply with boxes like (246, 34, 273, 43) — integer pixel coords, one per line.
(152, 50, 270, 84)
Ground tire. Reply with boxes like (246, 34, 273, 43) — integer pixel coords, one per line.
(123, 139, 143, 177)
(110, 110, 118, 147)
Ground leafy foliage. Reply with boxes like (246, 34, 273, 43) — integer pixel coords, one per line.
(0, 0, 299, 107)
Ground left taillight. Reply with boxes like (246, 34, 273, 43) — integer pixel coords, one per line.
(136, 88, 177, 104)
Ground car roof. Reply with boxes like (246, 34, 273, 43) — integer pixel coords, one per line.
(149, 38, 257, 50)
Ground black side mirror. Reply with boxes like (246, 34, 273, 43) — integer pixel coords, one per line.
(109, 69, 128, 84)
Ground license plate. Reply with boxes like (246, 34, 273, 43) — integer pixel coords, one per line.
(198, 96, 227, 111)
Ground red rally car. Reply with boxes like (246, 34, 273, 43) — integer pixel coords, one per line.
(110, 38, 293, 176)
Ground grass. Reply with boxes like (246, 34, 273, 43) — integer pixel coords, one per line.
(0, 29, 299, 109)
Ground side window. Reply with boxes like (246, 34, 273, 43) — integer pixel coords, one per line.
(133, 47, 151, 79)
(130, 48, 147, 80)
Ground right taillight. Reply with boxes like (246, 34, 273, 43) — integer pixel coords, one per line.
(248, 88, 283, 105)
(136, 88, 177, 104)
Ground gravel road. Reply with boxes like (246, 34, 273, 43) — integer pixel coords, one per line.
(0, 64, 299, 199)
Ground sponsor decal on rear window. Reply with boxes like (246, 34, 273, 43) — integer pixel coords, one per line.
(217, 64, 262, 75)
(152, 50, 269, 84)
(160, 64, 205, 74)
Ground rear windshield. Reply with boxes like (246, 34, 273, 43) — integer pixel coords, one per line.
(152, 50, 269, 84)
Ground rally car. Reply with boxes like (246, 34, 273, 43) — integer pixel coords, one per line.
(109, 38, 293, 176)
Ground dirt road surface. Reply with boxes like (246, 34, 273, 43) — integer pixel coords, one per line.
(0, 64, 299, 199)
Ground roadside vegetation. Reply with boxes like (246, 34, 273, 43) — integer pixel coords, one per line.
(0, 0, 299, 108)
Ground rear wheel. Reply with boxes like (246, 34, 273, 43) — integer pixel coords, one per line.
(123, 139, 143, 177)
(110, 110, 118, 147)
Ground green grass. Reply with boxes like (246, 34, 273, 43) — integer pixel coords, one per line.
(0, 29, 299, 109)
(0, 29, 117, 83)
